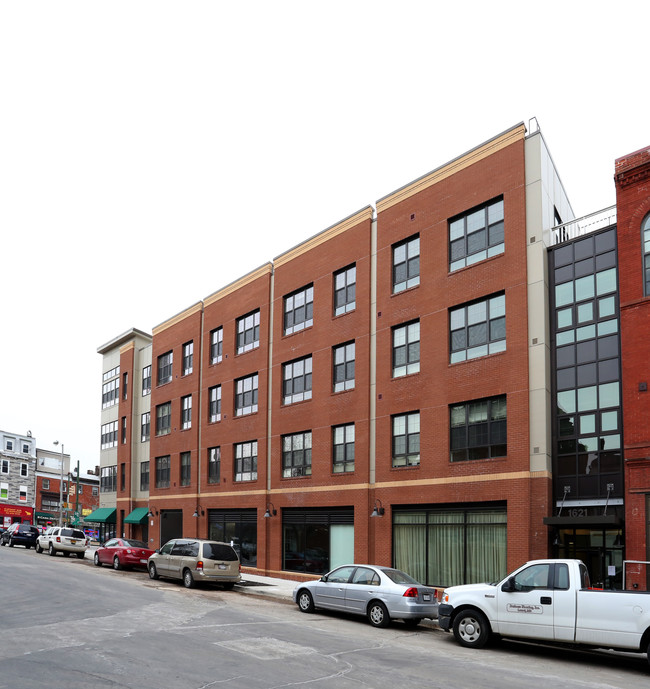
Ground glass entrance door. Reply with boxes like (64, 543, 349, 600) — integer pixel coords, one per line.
(554, 527, 623, 589)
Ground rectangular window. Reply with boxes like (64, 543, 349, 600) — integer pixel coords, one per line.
(450, 293, 506, 363)
(392, 412, 420, 467)
(284, 285, 313, 335)
(283, 356, 312, 405)
(234, 441, 257, 482)
(393, 321, 420, 377)
(141, 412, 150, 442)
(157, 351, 173, 385)
(207, 447, 220, 484)
(449, 197, 504, 271)
(0, 483, 7, 499)
(101, 378, 120, 409)
(20, 462, 28, 477)
(0, 459, 8, 474)
(140, 461, 149, 491)
(5, 440, 13, 451)
(182, 341, 194, 375)
(644, 215, 650, 296)
(100, 466, 117, 492)
(22, 443, 30, 454)
(210, 327, 223, 364)
(235, 373, 258, 416)
(19, 486, 27, 502)
(333, 341, 355, 392)
(334, 264, 356, 316)
(155, 455, 170, 488)
(156, 402, 171, 436)
(181, 395, 192, 429)
(42, 478, 50, 490)
(180, 451, 191, 486)
(142, 365, 152, 396)
(92, 486, 99, 496)
(333, 424, 355, 473)
(236, 309, 260, 354)
(121, 416, 127, 444)
(450, 395, 507, 462)
(393, 235, 420, 293)
(208, 385, 222, 423)
(282, 431, 312, 478)
(120, 463, 125, 491)
(101, 421, 118, 449)
(122, 372, 128, 400)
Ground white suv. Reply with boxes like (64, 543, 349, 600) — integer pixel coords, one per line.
(36, 526, 88, 558)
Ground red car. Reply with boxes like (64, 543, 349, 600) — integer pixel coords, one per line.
(93, 538, 154, 570)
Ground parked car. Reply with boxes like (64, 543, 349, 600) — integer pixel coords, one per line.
(293, 564, 439, 628)
(36, 526, 88, 558)
(94, 538, 155, 570)
(147, 539, 241, 589)
(0, 523, 40, 549)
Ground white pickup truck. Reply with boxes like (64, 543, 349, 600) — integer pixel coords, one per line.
(438, 559, 650, 666)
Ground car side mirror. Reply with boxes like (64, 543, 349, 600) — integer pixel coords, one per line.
(320, 575, 328, 582)
(501, 577, 516, 592)
(155, 549, 160, 554)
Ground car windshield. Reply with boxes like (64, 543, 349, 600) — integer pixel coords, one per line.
(123, 539, 147, 548)
(61, 529, 85, 538)
(203, 543, 238, 561)
(381, 568, 421, 586)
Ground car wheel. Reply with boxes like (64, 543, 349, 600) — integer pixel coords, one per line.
(402, 618, 422, 628)
(8, 538, 14, 547)
(94, 552, 102, 566)
(113, 556, 122, 570)
(148, 562, 159, 580)
(367, 601, 390, 628)
(183, 569, 195, 589)
(49, 543, 57, 556)
(63, 551, 70, 557)
(35, 542, 43, 554)
(77, 552, 85, 559)
(297, 589, 315, 613)
(452, 609, 490, 648)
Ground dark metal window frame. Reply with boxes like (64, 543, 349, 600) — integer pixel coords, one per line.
(282, 431, 312, 478)
(332, 423, 355, 473)
(450, 395, 507, 462)
(282, 356, 312, 405)
(392, 411, 420, 467)
(234, 440, 258, 482)
(210, 327, 223, 364)
(157, 350, 173, 385)
(284, 284, 314, 335)
(236, 309, 261, 354)
(392, 320, 420, 378)
(333, 341, 355, 392)
(334, 264, 356, 316)
(392, 235, 420, 293)
(235, 373, 258, 416)
(449, 197, 504, 272)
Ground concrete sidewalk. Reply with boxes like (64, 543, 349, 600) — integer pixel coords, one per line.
(235, 572, 299, 603)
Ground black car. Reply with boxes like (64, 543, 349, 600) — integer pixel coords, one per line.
(0, 523, 40, 548)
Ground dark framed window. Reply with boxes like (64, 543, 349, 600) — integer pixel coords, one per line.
(393, 235, 420, 293)
(235, 373, 258, 416)
(393, 320, 420, 377)
(334, 264, 356, 316)
(208, 509, 257, 567)
(180, 451, 191, 486)
(234, 441, 257, 482)
(181, 395, 192, 429)
(121, 416, 127, 444)
(283, 356, 312, 404)
(100, 466, 117, 492)
(643, 215, 650, 296)
(392, 412, 420, 467)
(282, 431, 312, 478)
(120, 463, 125, 491)
(142, 365, 151, 396)
(449, 197, 504, 271)
(182, 341, 193, 375)
(155, 455, 170, 488)
(208, 385, 221, 423)
(333, 424, 355, 473)
(141, 412, 150, 442)
(140, 461, 149, 491)
(236, 309, 260, 354)
(333, 342, 355, 392)
(101, 421, 118, 449)
(122, 371, 128, 400)
(284, 285, 313, 335)
(102, 378, 119, 409)
(156, 402, 171, 436)
(450, 293, 506, 363)
(210, 327, 223, 364)
(157, 351, 173, 385)
(207, 447, 220, 484)
(450, 396, 507, 461)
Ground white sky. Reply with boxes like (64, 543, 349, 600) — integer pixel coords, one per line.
(1, 1, 647, 471)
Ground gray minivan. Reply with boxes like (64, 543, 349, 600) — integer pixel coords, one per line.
(147, 539, 241, 589)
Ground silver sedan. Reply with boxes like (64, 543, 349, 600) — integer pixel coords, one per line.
(293, 564, 438, 628)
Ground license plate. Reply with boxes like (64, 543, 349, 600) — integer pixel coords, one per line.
(218, 564, 227, 570)
(422, 594, 431, 601)
(140, 559, 147, 564)
(70, 540, 76, 544)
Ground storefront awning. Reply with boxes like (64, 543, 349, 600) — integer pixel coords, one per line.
(35, 511, 57, 520)
(84, 507, 117, 523)
(124, 507, 150, 524)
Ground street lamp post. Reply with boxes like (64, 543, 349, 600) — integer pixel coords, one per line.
(54, 441, 64, 526)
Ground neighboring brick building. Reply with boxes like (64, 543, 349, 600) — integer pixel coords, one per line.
(100, 123, 650, 588)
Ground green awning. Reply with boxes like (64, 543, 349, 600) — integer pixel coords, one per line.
(84, 507, 117, 523)
(124, 507, 150, 525)
(35, 511, 57, 520)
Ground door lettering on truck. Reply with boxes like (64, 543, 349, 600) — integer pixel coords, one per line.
(506, 603, 543, 614)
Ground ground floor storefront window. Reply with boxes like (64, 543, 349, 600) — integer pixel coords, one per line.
(393, 505, 507, 588)
(208, 509, 257, 567)
(283, 507, 354, 574)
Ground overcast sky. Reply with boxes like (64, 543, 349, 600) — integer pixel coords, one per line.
(1, 1, 647, 471)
